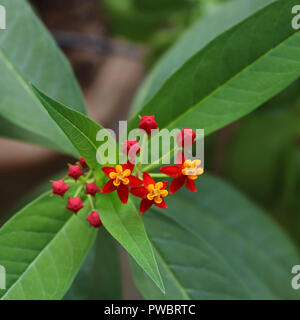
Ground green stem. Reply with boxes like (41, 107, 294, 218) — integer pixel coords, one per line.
(87, 195, 95, 211)
(74, 184, 83, 197)
(149, 173, 169, 178)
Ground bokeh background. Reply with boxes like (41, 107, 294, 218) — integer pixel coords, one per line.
(0, 0, 299, 299)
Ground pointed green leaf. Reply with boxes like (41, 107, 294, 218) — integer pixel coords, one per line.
(0, 192, 97, 300)
(32, 86, 164, 293)
(64, 228, 122, 300)
(131, 174, 300, 299)
(0, 0, 85, 153)
(130, 0, 300, 136)
(96, 193, 164, 293)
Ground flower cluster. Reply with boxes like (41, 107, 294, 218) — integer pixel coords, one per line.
(100, 116, 204, 214)
(51, 157, 102, 228)
(50, 115, 204, 226)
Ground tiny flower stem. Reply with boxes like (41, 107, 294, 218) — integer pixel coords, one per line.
(65, 179, 76, 184)
(74, 184, 84, 197)
(149, 173, 169, 178)
(87, 195, 95, 211)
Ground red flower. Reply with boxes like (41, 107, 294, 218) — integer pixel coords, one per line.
(87, 210, 102, 228)
(139, 115, 158, 135)
(160, 151, 204, 194)
(101, 162, 142, 204)
(85, 182, 100, 197)
(130, 172, 168, 214)
(122, 140, 141, 158)
(79, 157, 88, 169)
(51, 179, 69, 197)
(68, 164, 83, 180)
(66, 197, 84, 214)
(176, 128, 196, 148)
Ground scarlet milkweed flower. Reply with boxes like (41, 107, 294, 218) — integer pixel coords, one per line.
(139, 115, 158, 135)
(122, 140, 141, 156)
(51, 179, 69, 197)
(130, 172, 168, 214)
(101, 161, 142, 204)
(85, 182, 100, 197)
(66, 197, 84, 214)
(87, 210, 102, 228)
(160, 151, 204, 194)
(78, 156, 88, 169)
(68, 164, 83, 180)
(176, 128, 196, 148)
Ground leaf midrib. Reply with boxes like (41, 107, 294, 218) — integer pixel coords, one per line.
(108, 197, 163, 291)
(142, 30, 300, 172)
(164, 30, 300, 130)
(150, 207, 255, 299)
(0, 48, 50, 121)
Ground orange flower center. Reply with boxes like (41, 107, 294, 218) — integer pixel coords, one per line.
(109, 165, 131, 186)
(181, 160, 204, 180)
(147, 182, 168, 204)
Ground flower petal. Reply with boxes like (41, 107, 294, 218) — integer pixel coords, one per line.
(117, 183, 129, 204)
(102, 166, 116, 177)
(129, 186, 148, 198)
(101, 179, 117, 193)
(160, 165, 182, 176)
(185, 179, 197, 193)
(161, 181, 168, 190)
(143, 172, 155, 187)
(169, 175, 186, 194)
(123, 161, 135, 173)
(140, 198, 153, 214)
(155, 198, 168, 209)
(128, 175, 143, 187)
(176, 150, 186, 165)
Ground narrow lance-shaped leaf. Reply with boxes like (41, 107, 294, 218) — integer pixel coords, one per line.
(31, 85, 105, 184)
(130, 0, 300, 142)
(0, 192, 97, 300)
(32, 86, 165, 293)
(64, 228, 122, 300)
(96, 193, 164, 293)
(0, 0, 85, 154)
(131, 174, 300, 300)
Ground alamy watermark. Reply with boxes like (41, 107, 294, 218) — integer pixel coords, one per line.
(291, 265, 300, 290)
(95, 121, 204, 166)
(0, 5, 6, 30)
(292, 5, 300, 30)
(0, 265, 5, 290)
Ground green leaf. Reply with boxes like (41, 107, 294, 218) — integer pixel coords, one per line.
(0, 0, 85, 154)
(130, 0, 300, 136)
(64, 228, 122, 300)
(96, 193, 164, 293)
(0, 192, 97, 300)
(31, 86, 104, 183)
(131, 174, 300, 299)
(32, 86, 164, 293)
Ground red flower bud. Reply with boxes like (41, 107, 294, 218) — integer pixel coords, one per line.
(79, 157, 88, 169)
(66, 197, 84, 214)
(68, 164, 83, 180)
(122, 140, 141, 157)
(176, 128, 196, 148)
(52, 179, 69, 197)
(139, 115, 158, 135)
(85, 182, 100, 196)
(87, 210, 102, 228)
